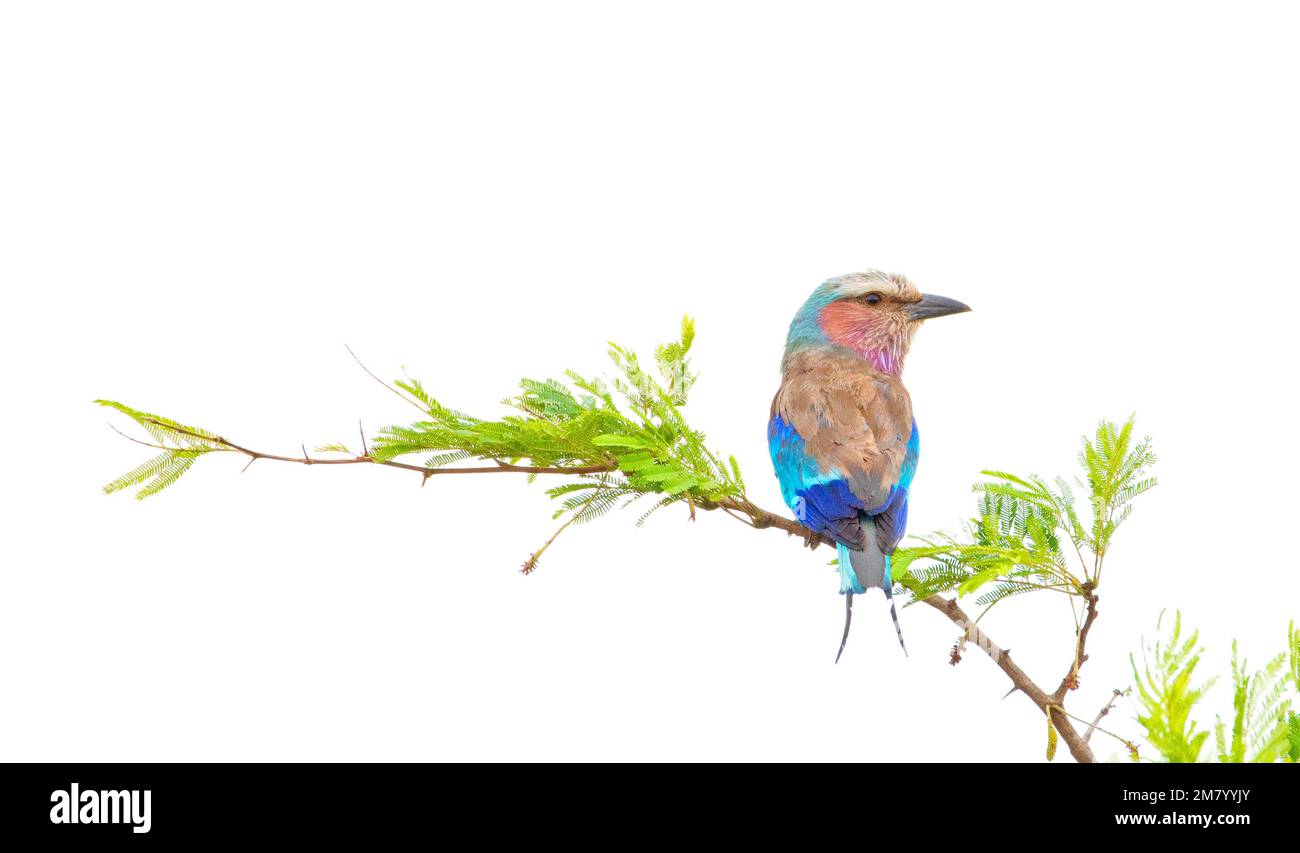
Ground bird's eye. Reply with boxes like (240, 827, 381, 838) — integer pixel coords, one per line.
(865, 292, 883, 305)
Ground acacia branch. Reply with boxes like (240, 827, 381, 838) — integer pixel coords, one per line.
(145, 419, 618, 480)
(917, 596, 1095, 762)
(131, 419, 1103, 762)
(698, 495, 1099, 762)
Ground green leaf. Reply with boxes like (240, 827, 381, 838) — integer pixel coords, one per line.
(592, 434, 654, 449)
(1131, 611, 1215, 763)
(99, 402, 223, 498)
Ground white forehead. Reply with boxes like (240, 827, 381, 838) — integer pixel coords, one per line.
(824, 270, 919, 300)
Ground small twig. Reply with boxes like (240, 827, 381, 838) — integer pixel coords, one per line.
(718, 507, 755, 527)
(1084, 688, 1127, 744)
(521, 497, 596, 575)
(1051, 702, 1137, 756)
(344, 344, 429, 415)
(107, 421, 170, 451)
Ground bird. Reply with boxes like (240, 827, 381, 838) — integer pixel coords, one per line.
(768, 271, 970, 661)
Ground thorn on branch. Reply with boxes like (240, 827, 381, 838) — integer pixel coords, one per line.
(241, 457, 258, 474)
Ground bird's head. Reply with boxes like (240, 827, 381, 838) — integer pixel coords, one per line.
(783, 270, 970, 375)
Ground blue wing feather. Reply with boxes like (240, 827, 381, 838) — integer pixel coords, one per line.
(768, 414, 920, 549)
(768, 414, 866, 540)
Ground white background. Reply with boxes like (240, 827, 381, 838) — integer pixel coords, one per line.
(3, 2, 1297, 762)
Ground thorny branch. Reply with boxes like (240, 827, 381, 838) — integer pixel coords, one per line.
(158, 425, 1116, 763)
(706, 496, 1125, 762)
(146, 419, 618, 481)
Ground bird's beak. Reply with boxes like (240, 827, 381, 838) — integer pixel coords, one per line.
(906, 293, 971, 322)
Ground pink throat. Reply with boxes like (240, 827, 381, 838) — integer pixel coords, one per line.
(817, 302, 908, 375)
(860, 344, 904, 375)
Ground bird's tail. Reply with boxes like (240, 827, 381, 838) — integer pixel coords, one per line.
(835, 542, 908, 659)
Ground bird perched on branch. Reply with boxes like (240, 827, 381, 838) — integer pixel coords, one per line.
(768, 271, 970, 660)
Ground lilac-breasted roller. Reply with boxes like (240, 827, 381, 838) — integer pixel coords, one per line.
(768, 271, 970, 660)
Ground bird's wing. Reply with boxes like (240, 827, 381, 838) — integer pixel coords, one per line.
(769, 358, 914, 548)
(871, 421, 919, 553)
